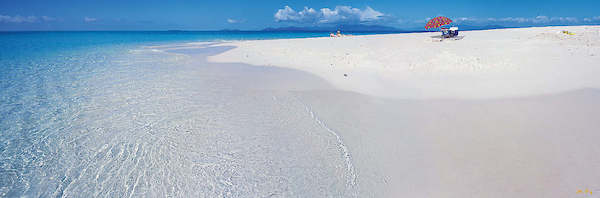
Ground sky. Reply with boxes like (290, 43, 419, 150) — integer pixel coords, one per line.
(1, 0, 599, 31)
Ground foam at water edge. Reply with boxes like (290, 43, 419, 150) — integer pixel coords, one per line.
(297, 97, 358, 192)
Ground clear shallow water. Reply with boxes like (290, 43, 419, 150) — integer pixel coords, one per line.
(0, 32, 360, 196)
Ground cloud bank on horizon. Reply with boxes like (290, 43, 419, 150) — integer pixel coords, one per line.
(0, 15, 55, 23)
(227, 18, 246, 24)
(274, 6, 385, 24)
(584, 16, 600, 22)
(453, 16, 579, 24)
(84, 17, 97, 23)
(272, 5, 600, 28)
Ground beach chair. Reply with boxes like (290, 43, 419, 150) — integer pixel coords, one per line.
(441, 27, 450, 38)
(449, 27, 459, 37)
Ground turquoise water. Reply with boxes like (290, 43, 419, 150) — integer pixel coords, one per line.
(0, 31, 331, 59)
(0, 32, 361, 197)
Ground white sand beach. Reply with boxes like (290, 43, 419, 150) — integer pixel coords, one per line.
(204, 26, 600, 197)
(210, 26, 600, 99)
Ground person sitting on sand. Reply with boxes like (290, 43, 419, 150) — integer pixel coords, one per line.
(337, 30, 343, 37)
(330, 32, 336, 37)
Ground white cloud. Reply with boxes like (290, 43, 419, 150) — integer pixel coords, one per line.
(356, 6, 385, 21)
(454, 17, 478, 23)
(583, 16, 600, 22)
(498, 17, 529, 23)
(41, 16, 56, 21)
(533, 15, 550, 23)
(0, 15, 38, 23)
(450, 16, 580, 24)
(415, 17, 431, 24)
(552, 17, 578, 23)
(496, 16, 579, 23)
(402, 15, 589, 27)
(274, 5, 384, 24)
(227, 18, 240, 24)
(84, 17, 97, 22)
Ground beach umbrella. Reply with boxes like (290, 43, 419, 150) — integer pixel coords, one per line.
(425, 16, 453, 30)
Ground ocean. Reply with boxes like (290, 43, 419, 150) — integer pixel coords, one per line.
(0, 31, 366, 197)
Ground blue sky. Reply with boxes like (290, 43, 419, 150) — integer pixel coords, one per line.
(1, 0, 599, 30)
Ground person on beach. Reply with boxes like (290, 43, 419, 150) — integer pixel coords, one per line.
(337, 30, 342, 37)
(330, 32, 336, 37)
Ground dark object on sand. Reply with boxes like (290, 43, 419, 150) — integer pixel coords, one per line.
(344, 74, 348, 77)
(441, 27, 459, 38)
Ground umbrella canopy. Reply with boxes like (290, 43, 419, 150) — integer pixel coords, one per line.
(425, 16, 453, 30)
